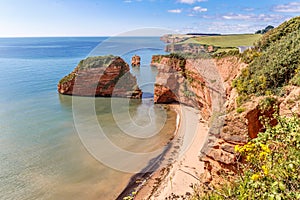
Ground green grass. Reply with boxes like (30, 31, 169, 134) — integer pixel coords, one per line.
(182, 34, 262, 48)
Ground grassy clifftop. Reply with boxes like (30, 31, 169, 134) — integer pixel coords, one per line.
(77, 55, 117, 70)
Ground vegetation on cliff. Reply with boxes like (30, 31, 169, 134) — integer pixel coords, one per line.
(233, 16, 300, 97)
(193, 16, 300, 200)
(195, 115, 300, 200)
(59, 55, 117, 85)
(77, 55, 116, 70)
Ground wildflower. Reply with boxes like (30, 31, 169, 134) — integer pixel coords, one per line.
(262, 165, 269, 175)
(251, 173, 260, 181)
(246, 155, 251, 161)
(260, 144, 271, 153)
(234, 145, 240, 152)
(259, 151, 267, 160)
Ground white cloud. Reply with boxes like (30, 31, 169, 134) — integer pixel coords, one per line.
(193, 6, 208, 12)
(207, 22, 255, 34)
(273, 2, 300, 13)
(178, 0, 207, 4)
(221, 13, 284, 22)
(168, 9, 182, 13)
(222, 14, 252, 20)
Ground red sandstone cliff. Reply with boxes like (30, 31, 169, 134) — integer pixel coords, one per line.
(131, 55, 141, 67)
(151, 55, 282, 185)
(58, 55, 142, 98)
(151, 55, 212, 120)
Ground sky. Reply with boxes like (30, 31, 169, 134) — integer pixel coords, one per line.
(0, 0, 299, 37)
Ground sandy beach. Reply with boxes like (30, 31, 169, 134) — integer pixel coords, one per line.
(134, 105, 209, 199)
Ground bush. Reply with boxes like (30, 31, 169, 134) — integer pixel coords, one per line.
(233, 28, 300, 96)
(256, 16, 300, 50)
(290, 66, 300, 86)
(240, 49, 261, 64)
(236, 107, 245, 113)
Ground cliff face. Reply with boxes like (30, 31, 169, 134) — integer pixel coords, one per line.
(58, 55, 142, 98)
(152, 55, 276, 185)
(151, 55, 212, 120)
(199, 56, 300, 186)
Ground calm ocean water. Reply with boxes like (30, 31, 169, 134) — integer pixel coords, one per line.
(0, 37, 175, 199)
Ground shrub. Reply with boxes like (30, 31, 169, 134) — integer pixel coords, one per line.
(233, 27, 300, 96)
(236, 107, 245, 113)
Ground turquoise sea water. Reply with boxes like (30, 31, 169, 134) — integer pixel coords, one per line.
(0, 37, 175, 199)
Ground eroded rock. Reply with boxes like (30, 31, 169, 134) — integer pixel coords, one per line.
(131, 55, 141, 67)
(58, 55, 142, 98)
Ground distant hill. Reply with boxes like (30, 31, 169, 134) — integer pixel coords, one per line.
(186, 33, 221, 36)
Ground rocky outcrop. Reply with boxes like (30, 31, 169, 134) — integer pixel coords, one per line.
(58, 55, 142, 98)
(151, 55, 212, 120)
(131, 55, 141, 67)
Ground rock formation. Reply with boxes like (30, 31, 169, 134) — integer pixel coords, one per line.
(198, 56, 298, 186)
(131, 55, 141, 67)
(58, 55, 142, 98)
(151, 55, 212, 120)
(151, 54, 283, 185)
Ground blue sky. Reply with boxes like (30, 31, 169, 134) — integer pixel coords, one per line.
(0, 0, 299, 37)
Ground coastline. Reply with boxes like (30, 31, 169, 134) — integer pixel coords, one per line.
(116, 104, 181, 200)
(118, 104, 209, 199)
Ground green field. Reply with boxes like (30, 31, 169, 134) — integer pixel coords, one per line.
(182, 34, 262, 48)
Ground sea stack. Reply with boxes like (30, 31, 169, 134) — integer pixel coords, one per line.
(58, 55, 142, 98)
(131, 55, 141, 67)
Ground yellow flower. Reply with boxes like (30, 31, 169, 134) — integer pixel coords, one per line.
(246, 155, 251, 161)
(251, 174, 260, 181)
(234, 145, 240, 152)
(262, 165, 269, 175)
(260, 144, 271, 153)
(259, 152, 267, 159)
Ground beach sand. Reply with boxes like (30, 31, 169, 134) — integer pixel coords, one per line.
(135, 105, 209, 199)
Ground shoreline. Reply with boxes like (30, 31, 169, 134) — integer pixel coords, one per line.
(118, 104, 209, 200)
(116, 104, 182, 200)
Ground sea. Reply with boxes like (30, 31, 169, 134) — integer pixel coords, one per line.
(0, 37, 176, 200)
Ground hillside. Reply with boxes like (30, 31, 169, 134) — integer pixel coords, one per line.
(188, 34, 261, 48)
(233, 16, 300, 97)
(167, 34, 261, 53)
(194, 16, 300, 200)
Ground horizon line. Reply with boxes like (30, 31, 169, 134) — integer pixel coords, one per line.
(0, 32, 258, 38)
